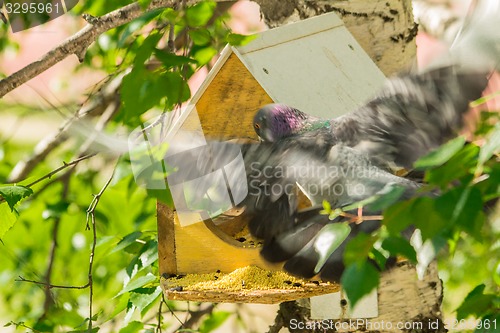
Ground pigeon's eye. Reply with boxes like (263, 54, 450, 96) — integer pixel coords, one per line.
(254, 123, 260, 129)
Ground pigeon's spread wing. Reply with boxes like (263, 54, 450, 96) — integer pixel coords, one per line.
(332, 66, 489, 169)
(164, 137, 347, 239)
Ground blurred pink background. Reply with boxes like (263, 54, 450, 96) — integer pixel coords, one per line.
(1, 0, 498, 117)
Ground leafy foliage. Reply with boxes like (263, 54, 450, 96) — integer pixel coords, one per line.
(0, 1, 498, 332)
(329, 113, 499, 324)
(0, 1, 253, 332)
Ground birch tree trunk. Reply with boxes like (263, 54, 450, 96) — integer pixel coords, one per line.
(253, 0, 418, 76)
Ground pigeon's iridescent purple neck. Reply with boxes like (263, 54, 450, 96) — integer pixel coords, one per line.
(272, 104, 308, 135)
(253, 104, 310, 142)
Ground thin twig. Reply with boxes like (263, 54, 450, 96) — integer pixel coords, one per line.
(339, 211, 384, 224)
(40, 171, 72, 318)
(174, 303, 217, 331)
(156, 293, 166, 333)
(24, 154, 97, 188)
(164, 301, 185, 327)
(16, 276, 90, 289)
(85, 167, 116, 331)
(6, 322, 44, 333)
(0, 153, 96, 204)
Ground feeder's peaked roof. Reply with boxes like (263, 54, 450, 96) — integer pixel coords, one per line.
(196, 11, 386, 119)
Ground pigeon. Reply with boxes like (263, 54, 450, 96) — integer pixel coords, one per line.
(164, 1, 499, 281)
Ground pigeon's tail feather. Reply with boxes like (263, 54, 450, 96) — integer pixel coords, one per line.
(332, 0, 497, 171)
(336, 65, 489, 170)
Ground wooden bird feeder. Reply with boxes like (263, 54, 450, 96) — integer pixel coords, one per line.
(156, 11, 444, 327)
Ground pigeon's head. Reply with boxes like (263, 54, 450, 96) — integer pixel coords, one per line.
(253, 104, 309, 142)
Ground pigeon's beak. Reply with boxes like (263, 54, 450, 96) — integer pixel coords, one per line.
(263, 128, 275, 142)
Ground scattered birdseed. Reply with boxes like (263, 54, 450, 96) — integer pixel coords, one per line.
(162, 266, 327, 292)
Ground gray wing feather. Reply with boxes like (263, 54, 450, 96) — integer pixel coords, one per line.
(332, 66, 488, 169)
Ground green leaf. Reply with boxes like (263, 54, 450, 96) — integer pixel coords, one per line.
(110, 294, 131, 318)
(413, 197, 448, 240)
(193, 46, 218, 66)
(119, 321, 144, 333)
(138, 240, 159, 269)
(474, 111, 500, 136)
(121, 70, 190, 124)
(312, 223, 351, 273)
(134, 31, 163, 66)
(341, 261, 379, 307)
(138, 0, 153, 10)
(414, 136, 466, 169)
(383, 199, 415, 234)
(344, 232, 377, 265)
(189, 28, 212, 45)
(368, 248, 388, 270)
(199, 311, 232, 333)
(479, 122, 500, 166)
(321, 200, 332, 214)
(425, 144, 479, 188)
(448, 187, 484, 239)
(129, 287, 162, 316)
(226, 33, 256, 46)
(118, 10, 164, 47)
(154, 49, 196, 69)
(456, 284, 496, 320)
(366, 183, 407, 211)
(0, 203, 17, 239)
(381, 236, 417, 263)
(117, 273, 158, 296)
(185, 1, 216, 27)
(0, 185, 33, 212)
(120, 68, 166, 124)
(110, 231, 143, 254)
(162, 71, 191, 106)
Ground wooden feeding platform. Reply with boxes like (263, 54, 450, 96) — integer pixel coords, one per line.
(160, 265, 340, 304)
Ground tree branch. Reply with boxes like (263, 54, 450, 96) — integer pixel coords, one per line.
(0, 0, 222, 98)
(23, 153, 97, 188)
